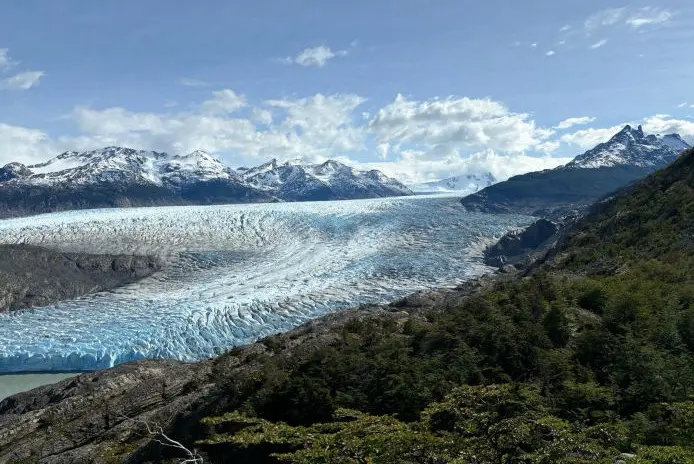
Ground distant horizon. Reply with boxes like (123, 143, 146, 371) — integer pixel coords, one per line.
(5, 123, 690, 185)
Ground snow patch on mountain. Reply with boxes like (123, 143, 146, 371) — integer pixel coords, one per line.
(20, 147, 238, 187)
(565, 125, 691, 170)
(241, 158, 413, 199)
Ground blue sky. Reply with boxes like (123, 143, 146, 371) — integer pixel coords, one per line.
(1, 0, 693, 182)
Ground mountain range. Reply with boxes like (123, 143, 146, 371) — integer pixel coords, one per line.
(0, 148, 412, 218)
(461, 125, 691, 217)
(238, 158, 412, 201)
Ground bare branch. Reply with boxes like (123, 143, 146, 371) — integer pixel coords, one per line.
(118, 414, 203, 464)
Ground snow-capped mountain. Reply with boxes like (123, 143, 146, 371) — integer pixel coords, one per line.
(410, 172, 496, 194)
(0, 147, 412, 218)
(565, 125, 689, 169)
(240, 158, 413, 201)
(15, 147, 238, 187)
(461, 125, 691, 217)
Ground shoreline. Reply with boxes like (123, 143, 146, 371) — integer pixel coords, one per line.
(0, 372, 81, 401)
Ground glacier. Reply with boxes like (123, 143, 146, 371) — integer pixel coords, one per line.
(0, 195, 532, 373)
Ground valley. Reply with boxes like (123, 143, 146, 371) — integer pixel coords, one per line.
(0, 195, 530, 373)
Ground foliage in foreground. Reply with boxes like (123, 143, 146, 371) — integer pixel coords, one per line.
(187, 150, 694, 463)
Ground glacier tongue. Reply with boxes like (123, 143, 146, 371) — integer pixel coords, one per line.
(0, 196, 531, 373)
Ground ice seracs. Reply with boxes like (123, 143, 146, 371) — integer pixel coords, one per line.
(0, 196, 530, 372)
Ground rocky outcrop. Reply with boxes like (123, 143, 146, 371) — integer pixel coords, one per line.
(0, 244, 161, 312)
(484, 219, 559, 268)
(0, 359, 209, 463)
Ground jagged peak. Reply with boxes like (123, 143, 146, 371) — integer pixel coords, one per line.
(614, 124, 644, 139)
(566, 124, 689, 170)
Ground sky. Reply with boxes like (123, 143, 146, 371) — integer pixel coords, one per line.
(1, 1, 694, 183)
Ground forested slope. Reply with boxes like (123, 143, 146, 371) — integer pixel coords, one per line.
(195, 148, 694, 463)
(4, 151, 694, 463)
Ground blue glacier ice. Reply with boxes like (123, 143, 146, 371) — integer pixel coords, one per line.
(0, 195, 532, 373)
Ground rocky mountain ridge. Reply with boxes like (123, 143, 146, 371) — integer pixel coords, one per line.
(0, 148, 413, 217)
(460, 125, 691, 217)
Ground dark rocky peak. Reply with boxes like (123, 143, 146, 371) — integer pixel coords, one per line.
(612, 124, 645, 143)
(0, 162, 32, 182)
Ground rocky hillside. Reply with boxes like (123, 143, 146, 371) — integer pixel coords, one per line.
(461, 125, 691, 217)
(0, 148, 412, 218)
(2, 149, 694, 462)
(0, 244, 160, 313)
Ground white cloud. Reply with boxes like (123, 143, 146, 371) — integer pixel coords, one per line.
(546, 50, 555, 56)
(180, 78, 209, 87)
(642, 114, 694, 140)
(0, 71, 44, 91)
(590, 39, 608, 49)
(582, 6, 672, 35)
(677, 102, 688, 108)
(345, 149, 572, 184)
(0, 48, 44, 91)
(9, 88, 691, 184)
(0, 123, 54, 165)
(626, 7, 672, 28)
(376, 143, 389, 160)
(559, 25, 572, 32)
(585, 8, 626, 32)
(555, 116, 596, 130)
(252, 108, 273, 125)
(200, 89, 247, 114)
(58, 92, 368, 166)
(530, 43, 538, 48)
(265, 93, 367, 154)
(0, 49, 18, 71)
(560, 124, 628, 149)
(283, 45, 348, 68)
(368, 95, 552, 160)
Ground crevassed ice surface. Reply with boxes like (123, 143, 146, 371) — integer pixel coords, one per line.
(0, 196, 532, 373)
